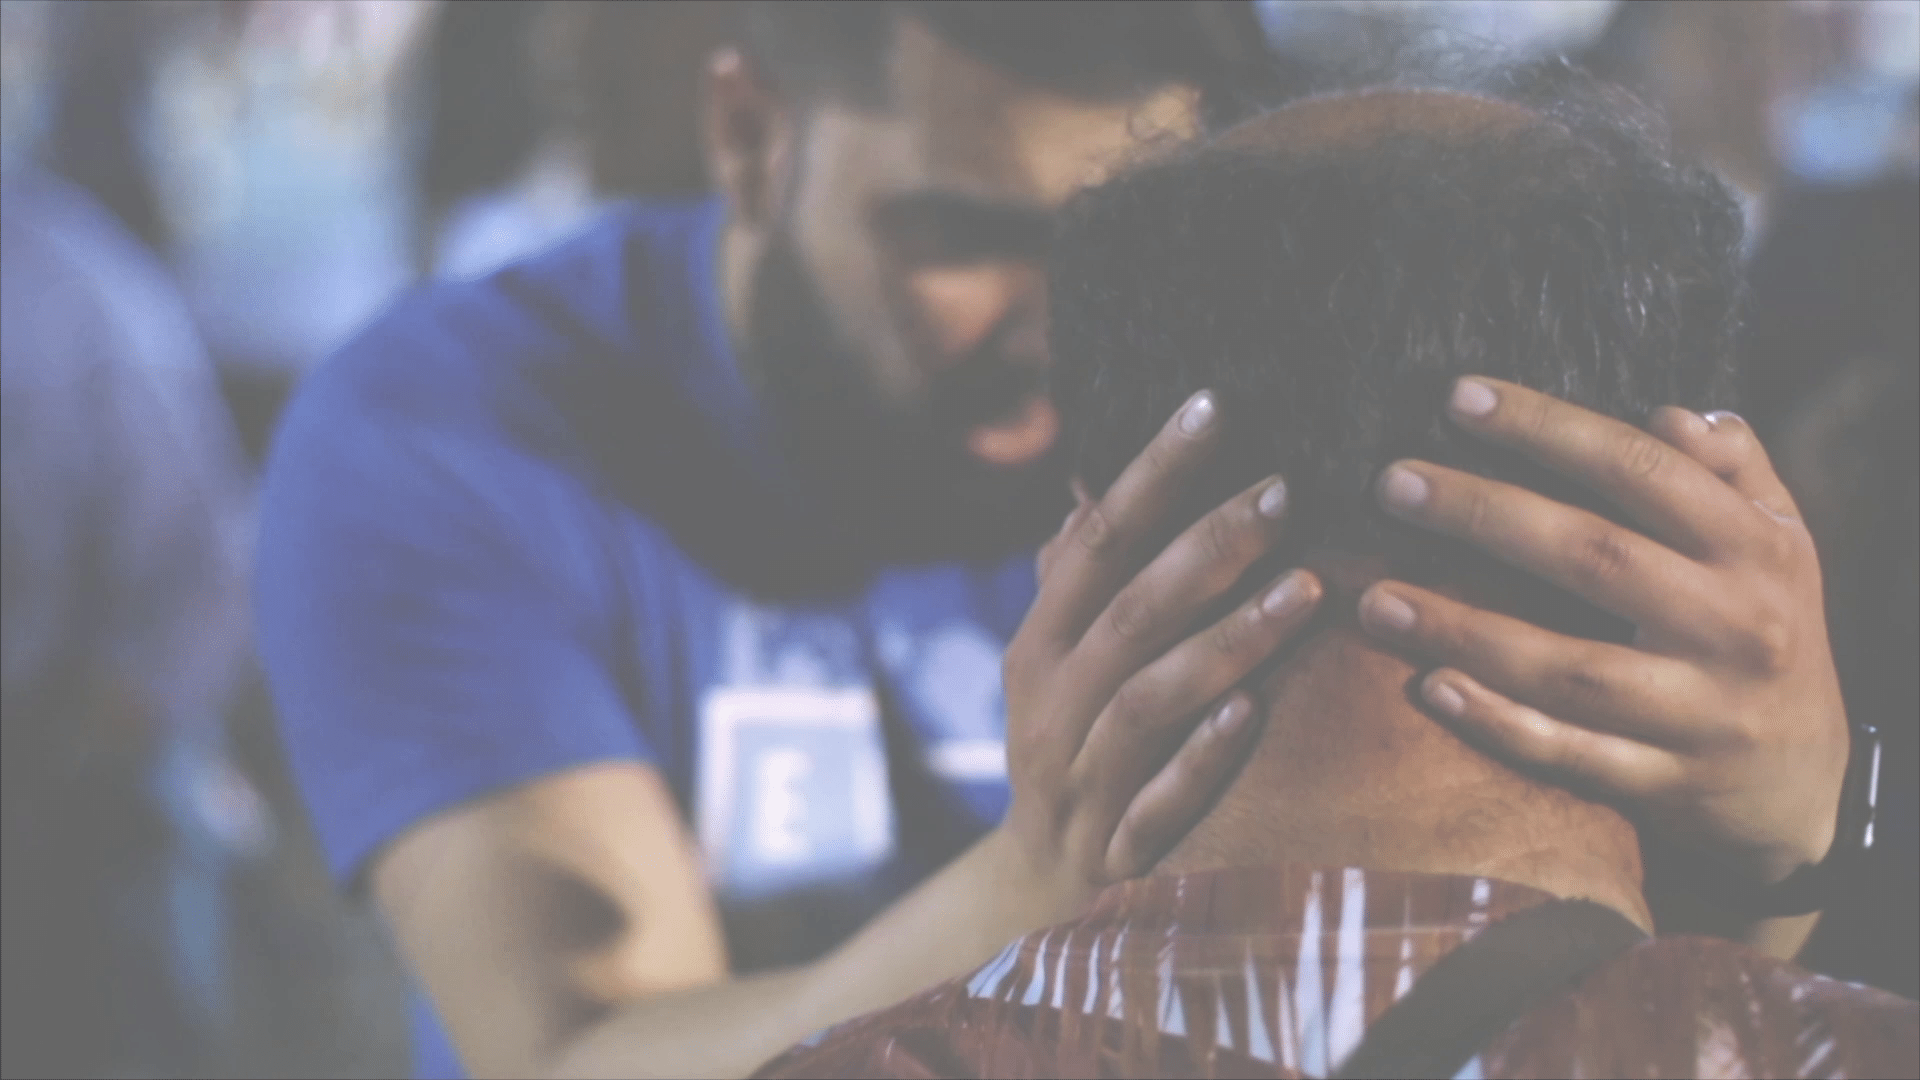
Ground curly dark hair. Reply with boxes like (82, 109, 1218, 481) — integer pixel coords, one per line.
(1047, 63, 1745, 639)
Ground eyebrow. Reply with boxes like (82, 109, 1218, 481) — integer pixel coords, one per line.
(868, 190, 1058, 263)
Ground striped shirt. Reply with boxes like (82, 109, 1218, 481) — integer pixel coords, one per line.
(754, 865, 1919, 1079)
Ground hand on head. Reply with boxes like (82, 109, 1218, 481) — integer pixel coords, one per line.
(1362, 379, 1848, 892)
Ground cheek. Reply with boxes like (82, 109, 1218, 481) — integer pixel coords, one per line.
(907, 264, 1033, 361)
(792, 190, 920, 396)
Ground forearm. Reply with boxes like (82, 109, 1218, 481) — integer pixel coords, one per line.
(544, 829, 1068, 1080)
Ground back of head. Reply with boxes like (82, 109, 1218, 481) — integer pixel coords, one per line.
(1050, 64, 1744, 641)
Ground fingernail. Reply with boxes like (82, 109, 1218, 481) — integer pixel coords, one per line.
(1261, 571, 1310, 616)
(1703, 410, 1745, 430)
(1678, 409, 1711, 437)
(1450, 378, 1498, 419)
(1257, 478, 1288, 519)
(1211, 695, 1252, 733)
(1362, 589, 1417, 633)
(1424, 677, 1466, 716)
(1378, 465, 1431, 512)
(1178, 391, 1216, 436)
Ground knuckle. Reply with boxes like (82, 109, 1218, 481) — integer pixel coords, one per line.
(1514, 708, 1572, 767)
(1520, 392, 1555, 441)
(1462, 487, 1496, 540)
(1736, 611, 1796, 676)
(1616, 431, 1670, 483)
(1105, 589, 1156, 642)
(1075, 504, 1118, 555)
(1759, 522, 1800, 568)
(1552, 662, 1616, 713)
(1211, 608, 1254, 658)
(1202, 509, 1244, 566)
(1714, 714, 1765, 754)
(1107, 681, 1162, 737)
(1575, 528, 1636, 587)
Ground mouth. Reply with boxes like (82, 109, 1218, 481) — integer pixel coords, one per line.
(965, 392, 1060, 468)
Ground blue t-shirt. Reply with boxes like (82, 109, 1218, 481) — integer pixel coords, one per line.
(255, 198, 1036, 1079)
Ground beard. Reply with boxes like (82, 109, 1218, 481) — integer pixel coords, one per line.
(742, 228, 1069, 567)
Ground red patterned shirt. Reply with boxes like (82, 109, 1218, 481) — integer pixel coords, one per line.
(755, 865, 1919, 1079)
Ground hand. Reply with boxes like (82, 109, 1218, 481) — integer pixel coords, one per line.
(1358, 378, 1849, 888)
(997, 390, 1323, 912)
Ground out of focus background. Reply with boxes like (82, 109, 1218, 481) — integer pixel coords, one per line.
(1, 2, 1914, 1077)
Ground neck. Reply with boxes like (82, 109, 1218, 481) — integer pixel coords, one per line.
(1158, 610, 1652, 933)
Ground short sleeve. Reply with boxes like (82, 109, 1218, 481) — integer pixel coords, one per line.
(254, 345, 651, 885)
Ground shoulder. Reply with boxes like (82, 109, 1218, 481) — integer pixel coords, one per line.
(1482, 935, 1919, 1080)
(255, 202, 736, 621)
(273, 197, 722, 465)
(1, 170, 208, 390)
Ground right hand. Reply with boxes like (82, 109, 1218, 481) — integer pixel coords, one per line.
(995, 389, 1324, 912)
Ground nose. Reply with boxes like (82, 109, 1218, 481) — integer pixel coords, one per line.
(910, 261, 1047, 365)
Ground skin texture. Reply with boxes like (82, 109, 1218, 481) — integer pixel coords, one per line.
(369, 62, 1848, 1080)
(1364, 380, 1845, 956)
(1123, 93, 1846, 952)
(714, 19, 1198, 466)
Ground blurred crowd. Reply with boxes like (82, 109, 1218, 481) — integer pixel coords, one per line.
(1, 2, 1914, 1078)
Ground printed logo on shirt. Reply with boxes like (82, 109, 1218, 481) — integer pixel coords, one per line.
(874, 618, 1009, 783)
(696, 685, 895, 899)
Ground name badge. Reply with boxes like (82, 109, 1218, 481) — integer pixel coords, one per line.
(697, 686, 895, 898)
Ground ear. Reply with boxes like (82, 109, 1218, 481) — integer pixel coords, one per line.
(702, 45, 794, 231)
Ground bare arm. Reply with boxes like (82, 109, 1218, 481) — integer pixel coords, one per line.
(373, 764, 1078, 1080)
(372, 391, 1324, 1079)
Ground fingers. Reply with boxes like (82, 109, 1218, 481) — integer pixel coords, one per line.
(1103, 692, 1261, 880)
(1414, 668, 1684, 803)
(1445, 378, 1758, 557)
(1376, 460, 1732, 636)
(1358, 582, 1706, 748)
(1069, 473, 1293, 697)
(1073, 569, 1323, 829)
(1646, 406, 1806, 530)
(1022, 391, 1225, 648)
(1036, 502, 1089, 586)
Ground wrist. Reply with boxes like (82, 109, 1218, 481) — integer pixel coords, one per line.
(1754, 811, 1839, 887)
(980, 823, 1095, 927)
(1691, 719, 1879, 918)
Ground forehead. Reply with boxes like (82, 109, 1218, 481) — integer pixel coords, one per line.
(811, 16, 1201, 209)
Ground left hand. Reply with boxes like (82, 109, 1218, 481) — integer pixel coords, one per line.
(1356, 378, 1849, 890)
(1000, 391, 1322, 911)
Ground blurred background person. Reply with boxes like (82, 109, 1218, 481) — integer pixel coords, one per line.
(140, 0, 437, 462)
(421, 0, 738, 279)
(254, 5, 1288, 1077)
(6, 3, 422, 1077)
(3, 2, 260, 1074)
(1581, 0, 1918, 434)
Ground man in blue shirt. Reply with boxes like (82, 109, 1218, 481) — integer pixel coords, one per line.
(259, 6, 1297, 1076)
(256, 6, 1865, 1078)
